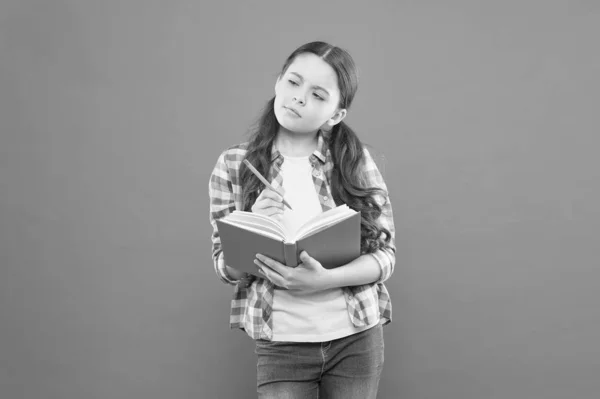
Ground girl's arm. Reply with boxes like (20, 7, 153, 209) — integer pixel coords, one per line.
(209, 150, 244, 285)
(321, 253, 383, 289)
(256, 245, 394, 292)
(225, 265, 246, 280)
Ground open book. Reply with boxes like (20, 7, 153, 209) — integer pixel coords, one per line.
(216, 205, 361, 277)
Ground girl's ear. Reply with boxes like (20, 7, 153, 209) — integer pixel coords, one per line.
(327, 109, 347, 127)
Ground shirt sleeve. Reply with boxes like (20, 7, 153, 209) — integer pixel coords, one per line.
(361, 148, 396, 284)
(208, 151, 239, 285)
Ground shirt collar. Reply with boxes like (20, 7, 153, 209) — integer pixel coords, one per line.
(270, 130, 329, 164)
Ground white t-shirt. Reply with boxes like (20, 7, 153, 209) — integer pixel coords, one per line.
(271, 154, 376, 342)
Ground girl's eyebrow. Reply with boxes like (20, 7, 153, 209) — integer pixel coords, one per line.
(289, 72, 330, 96)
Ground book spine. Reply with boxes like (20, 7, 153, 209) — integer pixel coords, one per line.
(283, 243, 298, 267)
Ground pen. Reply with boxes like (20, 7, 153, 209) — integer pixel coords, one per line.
(243, 159, 293, 211)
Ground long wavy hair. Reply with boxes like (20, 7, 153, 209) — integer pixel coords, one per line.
(240, 41, 390, 254)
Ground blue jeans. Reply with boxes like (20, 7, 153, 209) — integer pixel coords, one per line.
(255, 323, 384, 398)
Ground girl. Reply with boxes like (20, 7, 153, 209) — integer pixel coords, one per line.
(209, 41, 396, 399)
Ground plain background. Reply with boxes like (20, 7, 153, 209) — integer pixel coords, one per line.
(1, 1, 599, 398)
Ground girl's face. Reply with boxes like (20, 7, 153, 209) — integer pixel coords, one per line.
(274, 53, 347, 134)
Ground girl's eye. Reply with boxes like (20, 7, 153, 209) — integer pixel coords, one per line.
(313, 93, 324, 100)
(288, 80, 299, 86)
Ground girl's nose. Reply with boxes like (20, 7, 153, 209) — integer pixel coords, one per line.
(293, 96, 305, 105)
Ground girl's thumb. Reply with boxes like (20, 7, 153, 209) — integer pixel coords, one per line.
(299, 251, 314, 266)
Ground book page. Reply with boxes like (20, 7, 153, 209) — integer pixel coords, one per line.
(218, 219, 283, 241)
(294, 212, 356, 241)
(226, 218, 283, 238)
(293, 205, 356, 241)
(226, 211, 290, 238)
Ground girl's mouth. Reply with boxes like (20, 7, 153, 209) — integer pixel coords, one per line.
(284, 106, 301, 117)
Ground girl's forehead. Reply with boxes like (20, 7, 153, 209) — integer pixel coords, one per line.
(286, 53, 339, 91)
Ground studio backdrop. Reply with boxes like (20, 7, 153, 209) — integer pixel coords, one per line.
(1, 1, 599, 398)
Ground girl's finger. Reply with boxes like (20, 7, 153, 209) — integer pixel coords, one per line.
(254, 198, 283, 210)
(258, 189, 283, 203)
(264, 209, 283, 219)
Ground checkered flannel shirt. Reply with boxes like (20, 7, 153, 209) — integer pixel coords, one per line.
(209, 132, 396, 340)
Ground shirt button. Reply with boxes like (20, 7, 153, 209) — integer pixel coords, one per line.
(323, 196, 329, 202)
(312, 169, 322, 178)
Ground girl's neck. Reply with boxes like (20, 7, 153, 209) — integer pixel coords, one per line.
(274, 128, 319, 158)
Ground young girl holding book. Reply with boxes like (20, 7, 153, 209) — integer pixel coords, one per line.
(209, 41, 396, 399)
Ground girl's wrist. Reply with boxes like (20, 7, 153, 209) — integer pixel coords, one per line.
(319, 268, 338, 290)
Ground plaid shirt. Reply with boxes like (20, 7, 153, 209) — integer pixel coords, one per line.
(209, 132, 396, 340)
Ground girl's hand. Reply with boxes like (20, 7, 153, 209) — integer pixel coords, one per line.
(254, 251, 331, 293)
(225, 265, 256, 288)
(251, 189, 285, 222)
(236, 273, 256, 288)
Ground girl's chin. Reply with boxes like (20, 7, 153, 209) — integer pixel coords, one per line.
(275, 115, 319, 134)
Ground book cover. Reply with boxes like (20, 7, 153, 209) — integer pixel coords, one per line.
(216, 209, 361, 277)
